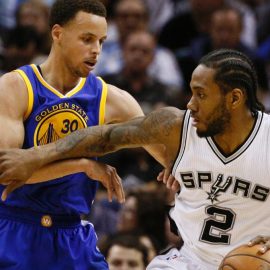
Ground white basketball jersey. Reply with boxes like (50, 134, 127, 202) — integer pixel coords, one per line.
(171, 110, 270, 268)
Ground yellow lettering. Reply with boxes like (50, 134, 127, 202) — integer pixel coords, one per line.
(35, 115, 41, 121)
(52, 105, 59, 111)
(41, 111, 47, 117)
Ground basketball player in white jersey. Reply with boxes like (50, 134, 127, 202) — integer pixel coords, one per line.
(0, 49, 269, 270)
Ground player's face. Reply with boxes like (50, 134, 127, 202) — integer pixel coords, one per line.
(188, 64, 231, 137)
(54, 11, 107, 78)
(117, 196, 137, 232)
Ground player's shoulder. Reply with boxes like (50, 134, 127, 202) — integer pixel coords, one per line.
(156, 106, 184, 116)
(106, 83, 131, 99)
(149, 106, 185, 123)
(0, 71, 28, 117)
(143, 107, 185, 140)
(0, 71, 27, 95)
(105, 84, 144, 123)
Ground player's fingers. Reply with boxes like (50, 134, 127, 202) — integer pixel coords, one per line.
(166, 175, 176, 189)
(171, 180, 181, 193)
(163, 169, 171, 184)
(111, 170, 125, 203)
(106, 176, 113, 203)
(157, 170, 165, 181)
(1, 189, 7, 202)
(0, 171, 12, 185)
(258, 238, 270, 253)
(248, 235, 265, 246)
(0, 171, 12, 183)
(1, 180, 23, 201)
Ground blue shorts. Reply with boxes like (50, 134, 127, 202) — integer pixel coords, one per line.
(0, 205, 108, 270)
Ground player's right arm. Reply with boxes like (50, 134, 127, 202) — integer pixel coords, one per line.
(0, 72, 27, 150)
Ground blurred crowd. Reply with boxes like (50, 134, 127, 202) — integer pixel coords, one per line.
(1, 0, 270, 268)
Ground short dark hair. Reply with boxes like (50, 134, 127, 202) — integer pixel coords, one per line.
(49, 0, 107, 29)
(102, 233, 148, 267)
(199, 49, 265, 114)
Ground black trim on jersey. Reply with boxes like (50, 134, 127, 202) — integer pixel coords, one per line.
(165, 205, 179, 237)
(172, 110, 191, 176)
(37, 65, 43, 77)
(206, 111, 263, 164)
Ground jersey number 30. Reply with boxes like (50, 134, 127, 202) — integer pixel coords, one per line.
(200, 205, 236, 245)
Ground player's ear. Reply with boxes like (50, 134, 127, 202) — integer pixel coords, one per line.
(51, 24, 62, 42)
(230, 88, 243, 108)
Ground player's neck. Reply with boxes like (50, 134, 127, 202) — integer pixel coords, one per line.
(213, 110, 256, 155)
(39, 53, 81, 94)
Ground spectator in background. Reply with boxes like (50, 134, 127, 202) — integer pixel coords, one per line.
(144, 0, 174, 35)
(116, 188, 169, 253)
(0, 0, 26, 56)
(255, 0, 270, 45)
(101, 233, 149, 270)
(158, 0, 257, 53)
(0, 0, 26, 37)
(177, 6, 268, 107)
(103, 30, 179, 114)
(90, 183, 179, 256)
(16, 0, 51, 59)
(0, 25, 39, 75)
(94, 0, 184, 89)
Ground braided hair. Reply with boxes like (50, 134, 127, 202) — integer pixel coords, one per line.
(199, 49, 264, 114)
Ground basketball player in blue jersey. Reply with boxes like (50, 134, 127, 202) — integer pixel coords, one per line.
(2, 49, 270, 269)
(0, 0, 177, 269)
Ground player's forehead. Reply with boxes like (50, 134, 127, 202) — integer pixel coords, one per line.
(190, 64, 217, 91)
(65, 11, 107, 37)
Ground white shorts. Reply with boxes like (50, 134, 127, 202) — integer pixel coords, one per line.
(146, 247, 211, 270)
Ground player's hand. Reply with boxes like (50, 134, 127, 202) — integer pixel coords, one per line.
(157, 168, 180, 193)
(82, 159, 125, 204)
(0, 148, 41, 201)
(248, 235, 270, 253)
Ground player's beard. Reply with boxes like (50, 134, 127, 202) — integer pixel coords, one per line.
(197, 100, 231, 138)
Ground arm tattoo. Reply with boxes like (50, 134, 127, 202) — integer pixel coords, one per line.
(54, 107, 180, 159)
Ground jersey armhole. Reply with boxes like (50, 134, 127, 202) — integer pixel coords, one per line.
(13, 69, 34, 121)
(172, 110, 191, 176)
(97, 77, 108, 125)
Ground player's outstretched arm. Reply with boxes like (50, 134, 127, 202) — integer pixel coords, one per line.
(0, 106, 183, 188)
(47, 106, 182, 163)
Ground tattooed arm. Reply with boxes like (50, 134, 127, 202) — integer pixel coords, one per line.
(50, 107, 182, 165)
(0, 107, 184, 183)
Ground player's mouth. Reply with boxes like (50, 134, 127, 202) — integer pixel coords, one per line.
(84, 60, 97, 70)
(191, 114, 200, 127)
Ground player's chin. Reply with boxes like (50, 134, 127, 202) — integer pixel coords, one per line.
(80, 64, 95, 76)
(196, 127, 209, 138)
(78, 68, 91, 78)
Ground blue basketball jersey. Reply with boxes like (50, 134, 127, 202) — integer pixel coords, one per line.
(0, 64, 108, 215)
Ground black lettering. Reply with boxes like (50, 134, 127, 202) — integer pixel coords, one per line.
(198, 172, 212, 188)
(180, 172, 196, 188)
(233, 178, 250, 197)
(252, 185, 270, 201)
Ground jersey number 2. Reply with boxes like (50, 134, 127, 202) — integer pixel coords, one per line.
(200, 205, 236, 245)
